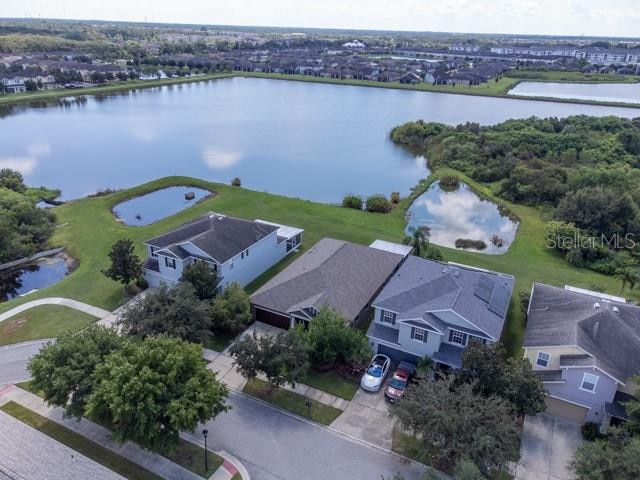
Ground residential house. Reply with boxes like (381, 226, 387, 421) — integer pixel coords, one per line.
(1, 74, 26, 93)
(250, 238, 410, 329)
(142, 213, 303, 290)
(366, 256, 514, 368)
(523, 283, 640, 425)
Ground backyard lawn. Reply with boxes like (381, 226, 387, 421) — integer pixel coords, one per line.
(0, 305, 97, 346)
(0, 173, 624, 356)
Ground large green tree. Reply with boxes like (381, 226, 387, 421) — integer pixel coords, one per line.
(28, 326, 124, 418)
(180, 261, 219, 300)
(572, 429, 640, 480)
(209, 282, 252, 333)
(86, 336, 229, 450)
(391, 378, 520, 474)
(229, 330, 309, 390)
(101, 238, 142, 287)
(118, 283, 210, 343)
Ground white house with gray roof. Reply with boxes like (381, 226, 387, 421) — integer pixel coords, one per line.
(366, 256, 514, 368)
(524, 282, 640, 425)
(142, 213, 303, 290)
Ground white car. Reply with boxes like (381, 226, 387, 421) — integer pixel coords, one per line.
(360, 354, 391, 392)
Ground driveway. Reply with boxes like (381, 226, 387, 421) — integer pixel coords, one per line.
(516, 413, 583, 480)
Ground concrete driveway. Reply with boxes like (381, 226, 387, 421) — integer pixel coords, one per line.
(516, 413, 583, 480)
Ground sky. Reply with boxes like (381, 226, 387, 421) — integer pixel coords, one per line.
(1, 0, 639, 38)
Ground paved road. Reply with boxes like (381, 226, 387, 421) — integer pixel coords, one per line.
(0, 340, 48, 386)
(200, 392, 430, 480)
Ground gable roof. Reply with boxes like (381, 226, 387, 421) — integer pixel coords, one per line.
(250, 238, 404, 320)
(524, 282, 640, 383)
(145, 213, 278, 263)
(372, 256, 514, 340)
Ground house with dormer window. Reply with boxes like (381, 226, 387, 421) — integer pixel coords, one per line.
(366, 256, 514, 368)
(142, 213, 302, 291)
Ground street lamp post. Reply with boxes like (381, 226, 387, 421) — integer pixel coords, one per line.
(202, 429, 209, 472)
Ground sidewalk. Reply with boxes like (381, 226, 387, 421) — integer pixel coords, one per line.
(0, 385, 248, 480)
(0, 297, 111, 324)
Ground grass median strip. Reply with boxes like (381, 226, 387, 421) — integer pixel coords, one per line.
(303, 370, 359, 401)
(0, 305, 97, 346)
(243, 378, 343, 425)
(0, 401, 162, 480)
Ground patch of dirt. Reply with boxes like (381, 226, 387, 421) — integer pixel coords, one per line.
(0, 315, 30, 335)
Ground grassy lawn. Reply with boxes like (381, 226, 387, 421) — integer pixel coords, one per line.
(0, 305, 97, 346)
(0, 401, 162, 480)
(204, 331, 240, 352)
(160, 438, 222, 478)
(243, 378, 343, 425)
(0, 173, 624, 357)
(303, 369, 359, 400)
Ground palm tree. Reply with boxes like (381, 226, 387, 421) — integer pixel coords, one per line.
(404, 225, 431, 257)
(615, 267, 639, 296)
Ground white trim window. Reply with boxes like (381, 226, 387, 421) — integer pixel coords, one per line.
(448, 329, 467, 346)
(536, 352, 550, 368)
(164, 257, 176, 269)
(580, 373, 599, 393)
(410, 327, 427, 343)
(381, 310, 396, 325)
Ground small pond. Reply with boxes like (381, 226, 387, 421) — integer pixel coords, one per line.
(112, 186, 211, 226)
(405, 181, 518, 254)
(0, 255, 70, 301)
(508, 81, 640, 105)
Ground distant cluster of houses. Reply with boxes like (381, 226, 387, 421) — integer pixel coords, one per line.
(488, 45, 640, 66)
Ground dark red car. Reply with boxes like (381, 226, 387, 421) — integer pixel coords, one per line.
(384, 361, 416, 403)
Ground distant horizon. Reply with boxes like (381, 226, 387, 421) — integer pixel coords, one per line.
(2, 16, 640, 41)
(0, 0, 638, 38)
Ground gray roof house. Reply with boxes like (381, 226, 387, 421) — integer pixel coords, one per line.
(250, 238, 407, 329)
(142, 213, 303, 291)
(367, 256, 514, 368)
(523, 282, 640, 425)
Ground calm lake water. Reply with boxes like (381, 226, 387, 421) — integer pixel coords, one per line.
(405, 182, 519, 254)
(113, 186, 211, 226)
(1, 77, 639, 202)
(509, 81, 640, 104)
(0, 255, 69, 301)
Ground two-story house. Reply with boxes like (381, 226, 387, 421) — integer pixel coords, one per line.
(366, 256, 514, 368)
(142, 213, 303, 290)
(524, 283, 640, 425)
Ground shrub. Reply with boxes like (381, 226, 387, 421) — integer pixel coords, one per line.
(423, 244, 443, 260)
(581, 422, 605, 441)
(455, 238, 487, 250)
(365, 194, 392, 214)
(342, 194, 363, 210)
(439, 175, 460, 189)
(490, 234, 505, 247)
(390, 191, 401, 204)
(230, 177, 242, 187)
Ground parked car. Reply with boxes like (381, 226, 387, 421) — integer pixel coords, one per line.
(384, 361, 417, 403)
(360, 354, 391, 392)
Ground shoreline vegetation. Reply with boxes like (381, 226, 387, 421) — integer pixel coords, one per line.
(1, 70, 640, 109)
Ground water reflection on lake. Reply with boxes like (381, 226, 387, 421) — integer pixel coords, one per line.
(112, 186, 211, 226)
(0, 255, 69, 301)
(508, 82, 640, 105)
(405, 182, 518, 254)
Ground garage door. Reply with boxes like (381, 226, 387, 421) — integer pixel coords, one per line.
(377, 344, 421, 365)
(253, 307, 291, 329)
(545, 396, 588, 424)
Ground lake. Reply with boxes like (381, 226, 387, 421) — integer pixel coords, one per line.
(1, 77, 639, 203)
(405, 182, 519, 254)
(509, 81, 640, 105)
(113, 186, 212, 226)
(0, 255, 69, 301)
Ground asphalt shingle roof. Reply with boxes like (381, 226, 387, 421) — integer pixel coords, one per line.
(372, 256, 514, 340)
(524, 282, 640, 383)
(250, 238, 404, 321)
(145, 213, 278, 263)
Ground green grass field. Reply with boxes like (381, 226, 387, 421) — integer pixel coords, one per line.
(0, 305, 97, 346)
(243, 378, 343, 425)
(0, 174, 624, 356)
(303, 370, 359, 400)
(0, 401, 163, 480)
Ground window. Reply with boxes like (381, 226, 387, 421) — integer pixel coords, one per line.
(448, 329, 467, 346)
(580, 373, 599, 393)
(381, 310, 396, 325)
(150, 246, 158, 258)
(164, 257, 176, 269)
(411, 327, 427, 343)
(241, 248, 250, 259)
(229, 259, 234, 270)
(536, 352, 550, 368)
